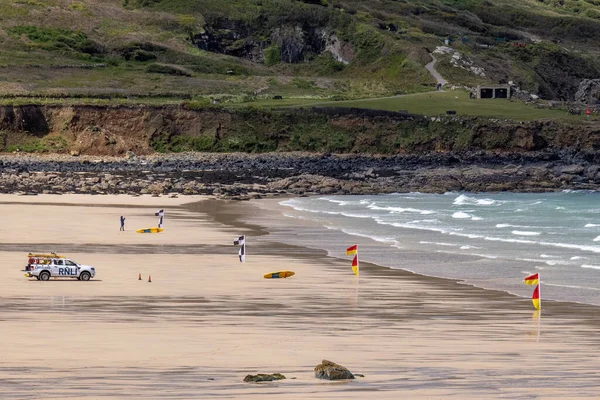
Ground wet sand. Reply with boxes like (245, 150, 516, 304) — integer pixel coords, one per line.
(0, 194, 600, 399)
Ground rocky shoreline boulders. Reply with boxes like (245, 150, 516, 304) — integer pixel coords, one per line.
(1, 151, 600, 198)
(314, 360, 355, 380)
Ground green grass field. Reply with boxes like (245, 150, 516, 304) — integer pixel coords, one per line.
(303, 91, 579, 121)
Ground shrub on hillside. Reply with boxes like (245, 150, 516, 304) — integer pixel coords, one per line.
(8, 26, 103, 55)
(264, 45, 281, 66)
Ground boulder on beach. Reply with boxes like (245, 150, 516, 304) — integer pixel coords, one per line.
(243, 373, 286, 382)
(314, 360, 355, 380)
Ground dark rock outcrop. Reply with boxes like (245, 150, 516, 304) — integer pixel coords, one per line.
(575, 79, 600, 105)
(314, 360, 354, 380)
(243, 373, 286, 382)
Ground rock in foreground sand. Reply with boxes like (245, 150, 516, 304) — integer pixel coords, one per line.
(243, 373, 286, 382)
(314, 360, 355, 380)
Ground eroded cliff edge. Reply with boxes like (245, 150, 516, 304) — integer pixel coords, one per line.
(1, 104, 600, 196)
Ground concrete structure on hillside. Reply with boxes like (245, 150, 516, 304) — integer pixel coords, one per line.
(477, 85, 510, 99)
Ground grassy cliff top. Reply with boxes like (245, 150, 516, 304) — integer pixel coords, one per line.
(1, 0, 600, 116)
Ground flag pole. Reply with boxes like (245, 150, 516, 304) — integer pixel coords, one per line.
(357, 245, 360, 278)
(539, 272, 542, 310)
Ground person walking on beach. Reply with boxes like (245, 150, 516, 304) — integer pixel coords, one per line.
(120, 215, 126, 231)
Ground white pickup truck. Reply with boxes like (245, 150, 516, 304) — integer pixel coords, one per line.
(25, 257, 96, 281)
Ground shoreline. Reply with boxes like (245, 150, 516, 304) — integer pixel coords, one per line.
(192, 196, 600, 320)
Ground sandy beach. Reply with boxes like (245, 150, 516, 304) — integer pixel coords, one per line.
(1, 194, 600, 399)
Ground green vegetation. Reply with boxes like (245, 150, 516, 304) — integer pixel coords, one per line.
(1, 0, 600, 125)
(309, 91, 577, 121)
(4, 135, 69, 153)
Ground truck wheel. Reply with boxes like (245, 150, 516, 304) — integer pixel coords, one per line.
(80, 271, 91, 281)
(39, 271, 50, 281)
(35, 275, 40, 281)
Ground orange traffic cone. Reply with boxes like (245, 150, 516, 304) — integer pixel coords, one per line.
(148, 275, 152, 283)
(138, 273, 142, 280)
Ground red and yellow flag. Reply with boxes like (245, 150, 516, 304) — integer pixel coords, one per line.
(346, 245, 357, 256)
(524, 273, 539, 285)
(532, 285, 540, 310)
(351, 254, 359, 276)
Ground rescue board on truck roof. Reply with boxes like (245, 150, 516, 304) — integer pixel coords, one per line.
(24, 254, 96, 281)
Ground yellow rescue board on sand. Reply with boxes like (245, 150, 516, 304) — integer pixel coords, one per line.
(264, 271, 295, 279)
(136, 228, 164, 234)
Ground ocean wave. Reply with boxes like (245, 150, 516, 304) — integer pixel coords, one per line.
(570, 256, 585, 260)
(460, 245, 481, 250)
(470, 253, 498, 259)
(517, 258, 550, 264)
(448, 232, 484, 239)
(339, 228, 397, 245)
(319, 197, 372, 207)
(544, 283, 600, 291)
(482, 235, 600, 254)
(484, 236, 537, 245)
(452, 211, 472, 219)
(453, 194, 498, 206)
(585, 223, 600, 228)
(451, 211, 481, 221)
(420, 241, 459, 247)
(540, 254, 558, 258)
(581, 264, 600, 270)
(594, 236, 600, 242)
(367, 203, 435, 214)
(340, 212, 373, 219)
(496, 223, 532, 228)
(374, 217, 450, 234)
(512, 230, 541, 236)
(407, 219, 440, 224)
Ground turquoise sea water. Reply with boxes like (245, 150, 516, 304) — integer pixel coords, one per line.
(278, 192, 600, 306)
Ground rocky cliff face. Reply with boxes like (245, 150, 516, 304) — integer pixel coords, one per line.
(2, 104, 600, 196)
(1, 105, 600, 157)
(193, 17, 353, 64)
(575, 79, 600, 105)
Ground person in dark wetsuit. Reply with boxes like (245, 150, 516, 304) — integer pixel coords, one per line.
(120, 216, 126, 231)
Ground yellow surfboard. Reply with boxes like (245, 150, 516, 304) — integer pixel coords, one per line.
(264, 271, 295, 279)
(136, 228, 164, 234)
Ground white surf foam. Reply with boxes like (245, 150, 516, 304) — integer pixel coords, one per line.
(511, 230, 541, 236)
(448, 232, 484, 239)
(453, 194, 498, 206)
(496, 223, 533, 228)
(593, 236, 600, 242)
(470, 253, 498, 259)
(420, 241, 460, 247)
(585, 223, 600, 228)
(339, 228, 397, 245)
(367, 204, 435, 214)
(581, 264, 600, 270)
(452, 211, 472, 219)
(374, 218, 450, 234)
(340, 212, 373, 219)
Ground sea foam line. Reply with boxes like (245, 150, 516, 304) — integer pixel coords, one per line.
(512, 230, 541, 236)
(581, 264, 600, 270)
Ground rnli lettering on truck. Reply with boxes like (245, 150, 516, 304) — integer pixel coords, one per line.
(58, 268, 77, 275)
